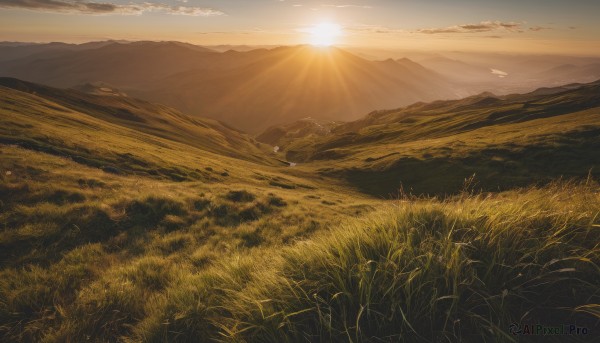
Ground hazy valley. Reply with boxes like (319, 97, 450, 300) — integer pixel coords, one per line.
(3, 41, 599, 133)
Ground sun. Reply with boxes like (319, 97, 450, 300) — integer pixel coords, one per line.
(308, 23, 342, 47)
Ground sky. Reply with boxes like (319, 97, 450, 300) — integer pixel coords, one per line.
(1, 0, 600, 55)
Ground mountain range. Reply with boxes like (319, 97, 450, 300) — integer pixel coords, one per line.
(0, 41, 466, 133)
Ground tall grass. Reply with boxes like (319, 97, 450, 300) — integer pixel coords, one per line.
(132, 181, 599, 342)
(2, 146, 598, 341)
(1, 146, 373, 342)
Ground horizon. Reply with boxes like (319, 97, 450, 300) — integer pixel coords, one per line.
(1, 0, 600, 55)
(4, 39, 600, 59)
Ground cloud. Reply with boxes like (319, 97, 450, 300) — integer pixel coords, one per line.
(0, 0, 128, 14)
(529, 26, 552, 31)
(321, 4, 372, 9)
(417, 21, 523, 34)
(149, 4, 224, 16)
(346, 24, 405, 34)
(0, 0, 225, 16)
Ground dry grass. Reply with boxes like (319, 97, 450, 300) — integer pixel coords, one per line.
(1, 79, 599, 342)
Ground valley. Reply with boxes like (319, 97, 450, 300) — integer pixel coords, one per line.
(4, 41, 599, 134)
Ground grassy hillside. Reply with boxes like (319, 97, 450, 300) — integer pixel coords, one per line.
(2, 158, 597, 341)
(0, 143, 377, 341)
(0, 79, 377, 341)
(280, 80, 600, 196)
(0, 77, 270, 165)
(1, 78, 599, 341)
(133, 181, 600, 343)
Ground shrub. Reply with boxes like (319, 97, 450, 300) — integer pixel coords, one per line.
(267, 194, 287, 207)
(123, 196, 187, 228)
(225, 190, 256, 203)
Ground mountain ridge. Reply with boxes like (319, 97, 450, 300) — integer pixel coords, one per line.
(267, 79, 600, 195)
(0, 77, 273, 169)
(0, 41, 464, 133)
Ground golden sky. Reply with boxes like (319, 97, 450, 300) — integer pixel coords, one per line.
(1, 0, 599, 55)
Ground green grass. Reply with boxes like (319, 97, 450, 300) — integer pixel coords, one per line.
(0, 144, 375, 342)
(2, 147, 598, 342)
(280, 82, 600, 196)
(43, 181, 597, 343)
(1, 79, 599, 342)
(0, 77, 271, 164)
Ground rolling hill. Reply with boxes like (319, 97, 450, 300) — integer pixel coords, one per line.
(272, 80, 600, 195)
(0, 77, 271, 168)
(0, 41, 463, 133)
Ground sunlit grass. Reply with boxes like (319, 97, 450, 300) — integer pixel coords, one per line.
(0, 144, 375, 341)
(2, 145, 597, 342)
(129, 181, 599, 343)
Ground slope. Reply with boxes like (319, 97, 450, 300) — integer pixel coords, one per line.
(278, 80, 600, 195)
(0, 74, 380, 341)
(1, 78, 598, 342)
(256, 117, 339, 148)
(0, 77, 270, 165)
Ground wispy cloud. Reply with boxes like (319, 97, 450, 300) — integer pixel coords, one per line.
(290, 3, 372, 10)
(416, 21, 523, 34)
(0, 0, 225, 16)
(346, 24, 405, 34)
(321, 4, 372, 9)
(529, 26, 552, 31)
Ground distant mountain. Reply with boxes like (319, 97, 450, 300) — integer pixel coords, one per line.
(0, 41, 123, 62)
(0, 41, 462, 133)
(533, 63, 600, 85)
(207, 44, 282, 52)
(0, 41, 218, 88)
(417, 56, 497, 83)
(274, 80, 600, 195)
(415, 52, 600, 95)
(0, 77, 272, 169)
(139, 46, 463, 133)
